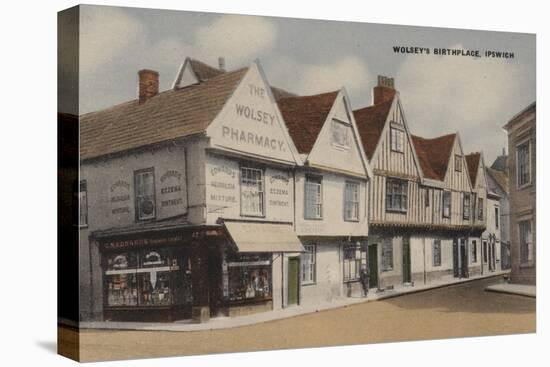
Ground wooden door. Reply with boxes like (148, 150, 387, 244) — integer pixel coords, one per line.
(453, 239, 459, 278)
(287, 257, 299, 306)
(402, 237, 412, 283)
(368, 244, 379, 289)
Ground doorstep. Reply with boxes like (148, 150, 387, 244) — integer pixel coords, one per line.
(76, 270, 510, 332)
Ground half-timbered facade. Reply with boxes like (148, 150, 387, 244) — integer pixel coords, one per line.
(354, 76, 487, 291)
(278, 89, 372, 303)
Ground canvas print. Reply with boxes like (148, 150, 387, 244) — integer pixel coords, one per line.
(57, 5, 536, 362)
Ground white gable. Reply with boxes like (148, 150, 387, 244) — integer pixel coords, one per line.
(370, 98, 422, 179)
(444, 135, 472, 191)
(172, 59, 199, 89)
(307, 91, 370, 178)
(206, 62, 302, 165)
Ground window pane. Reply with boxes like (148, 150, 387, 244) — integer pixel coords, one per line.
(241, 167, 264, 216)
(135, 169, 156, 220)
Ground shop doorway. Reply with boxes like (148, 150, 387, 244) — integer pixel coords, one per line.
(368, 244, 379, 289)
(489, 242, 496, 271)
(459, 238, 469, 278)
(402, 237, 412, 284)
(287, 257, 300, 306)
(452, 239, 459, 278)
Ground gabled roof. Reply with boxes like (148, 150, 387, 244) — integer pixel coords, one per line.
(465, 152, 481, 187)
(353, 99, 393, 160)
(185, 58, 296, 101)
(188, 58, 225, 81)
(80, 67, 248, 160)
(411, 133, 456, 181)
(491, 154, 508, 172)
(486, 167, 509, 194)
(277, 91, 339, 154)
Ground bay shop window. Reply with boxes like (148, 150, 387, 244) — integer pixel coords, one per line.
(104, 248, 192, 308)
(222, 252, 272, 302)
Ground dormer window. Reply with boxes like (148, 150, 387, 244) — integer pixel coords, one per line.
(331, 120, 351, 148)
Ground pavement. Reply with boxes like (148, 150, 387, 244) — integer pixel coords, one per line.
(77, 270, 510, 332)
(485, 282, 536, 298)
(63, 274, 535, 362)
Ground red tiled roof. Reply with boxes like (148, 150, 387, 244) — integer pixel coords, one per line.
(353, 100, 393, 160)
(411, 133, 456, 181)
(80, 68, 248, 160)
(277, 91, 339, 154)
(465, 152, 481, 187)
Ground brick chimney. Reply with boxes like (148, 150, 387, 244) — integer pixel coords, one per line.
(373, 75, 396, 105)
(138, 69, 159, 104)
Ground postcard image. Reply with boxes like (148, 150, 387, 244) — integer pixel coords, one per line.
(57, 4, 536, 362)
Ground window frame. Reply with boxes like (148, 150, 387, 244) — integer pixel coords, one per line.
(516, 139, 531, 188)
(390, 127, 405, 153)
(381, 238, 394, 272)
(455, 154, 462, 172)
(344, 181, 360, 222)
(424, 187, 430, 207)
(477, 197, 484, 220)
(301, 244, 317, 285)
(330, 119, 351, 149)
(239, 166, 266, 218)
(79, 180, 88, 227)
(385, 178, 408, 213)
(134, 168, 156, 221)
(463, 193, 471, 220)
(471, 240, 477, 263)
(432, 239, 442, 267)
(519, 219, 533, 264)
(343, 243, 363, 282)
(442, 191, 452, 218)
(304, 174, 323, 220)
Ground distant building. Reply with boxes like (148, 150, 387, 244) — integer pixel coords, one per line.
(486, 150, 511, 270)
(504, 102, 536, 285)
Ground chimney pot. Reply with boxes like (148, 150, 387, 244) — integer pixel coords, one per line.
(373, 75, 396, 104)
(138, 69, 159, 104)
(218, 57, 226, 71)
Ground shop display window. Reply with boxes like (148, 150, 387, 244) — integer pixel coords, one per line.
(224, 253, 272, 302)
(104, 248, 192, 308)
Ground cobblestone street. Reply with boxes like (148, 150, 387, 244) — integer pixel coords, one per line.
(63, 276, 536, 362)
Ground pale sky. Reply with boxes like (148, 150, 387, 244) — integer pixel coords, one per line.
(62, 5, 536, 164)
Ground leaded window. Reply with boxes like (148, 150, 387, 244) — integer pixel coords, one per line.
(386, 179, 408, 212)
